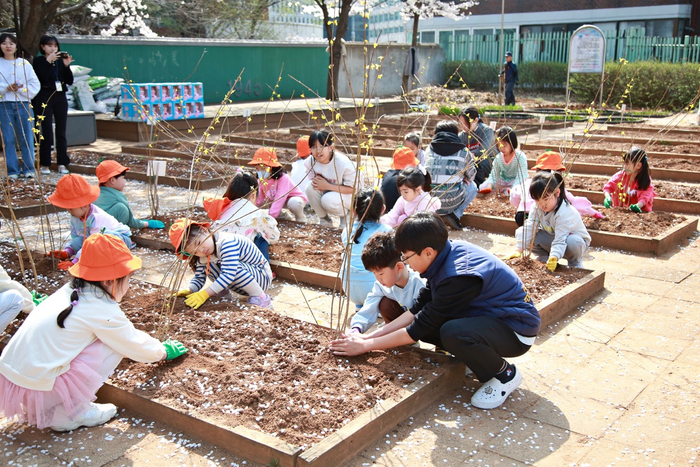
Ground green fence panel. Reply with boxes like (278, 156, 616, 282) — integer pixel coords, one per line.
(59, 38, 328, 104)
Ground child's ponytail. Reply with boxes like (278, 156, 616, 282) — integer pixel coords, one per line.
(224, 170, 259, 201)
(57, 277, 119, 328)
(352, 188, 385, 244)
(624, 147, 651, 190)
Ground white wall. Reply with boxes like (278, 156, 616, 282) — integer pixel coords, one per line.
(336, 42, 445, 98)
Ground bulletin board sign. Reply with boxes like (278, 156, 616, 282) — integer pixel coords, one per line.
(569, 26, 606, 74)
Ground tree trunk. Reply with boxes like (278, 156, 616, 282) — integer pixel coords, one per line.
(17, 0, 64, 60)
(402, 13, 420, 94)
(325, 0, 352, 101)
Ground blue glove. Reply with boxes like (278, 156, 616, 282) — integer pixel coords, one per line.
(145, 219, 165, 229)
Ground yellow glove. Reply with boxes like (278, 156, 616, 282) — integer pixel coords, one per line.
(184, 289, 210, 309)
(546, 256, 558, 272)
(174, 289, 190, 297)
(504, 251, 521, 260)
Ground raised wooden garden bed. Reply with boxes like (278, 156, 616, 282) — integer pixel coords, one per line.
(573, 133, 695, 147)
(610, 124, 700, 137)
(64, 150, 227, 190)
(460, 212, 698, 255)
(522, 142, 700, 162)
(0, 180, 60, 219)
(567, 188, 700, 216)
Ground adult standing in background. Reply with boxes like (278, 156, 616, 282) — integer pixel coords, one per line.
(501, 51, 519, 106)
(32, 35, 74, 175)
(0, 33, 39, 180)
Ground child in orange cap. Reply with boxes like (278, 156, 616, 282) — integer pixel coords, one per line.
(46, 174, 134, 270)
(0, 233, 187, 431)
(248, 147, 308, 222)
(202, 169, 280, 262)
(290, 135, 313, 194)
(510, 150, 602, 227)
(169, 219, 273, 310)
(94, 160, 165, 230)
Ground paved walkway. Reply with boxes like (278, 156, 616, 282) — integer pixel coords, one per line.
(1, 115, 700, 466)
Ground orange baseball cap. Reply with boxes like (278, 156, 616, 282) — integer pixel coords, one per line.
(68, 233, 142, 281)
(247, 147, 282, 168)
(391, 147, 419, 170)
(296, 135, 311, 159)
(96, 160, 130, 184)
(169, 218, 211, 253)
(47, 174, 101, 209)
(533, 151, 566, 171)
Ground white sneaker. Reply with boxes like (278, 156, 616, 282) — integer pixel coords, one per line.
(24, 172, 35, 179)
(7, 174, 19, 181)
(57, 165, 70, 174)
(470, 367, 522, 410)
(40, 166, 51, 175)
(50, 402, 118, 432)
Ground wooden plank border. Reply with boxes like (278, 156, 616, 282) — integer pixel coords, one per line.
(567, 188, 700, 216)
(461, 213, 699, 255)
(521, 143, 700, 162)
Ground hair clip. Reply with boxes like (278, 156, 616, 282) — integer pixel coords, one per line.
(236, 167, 244, 173)
(71, 300, 78, 306)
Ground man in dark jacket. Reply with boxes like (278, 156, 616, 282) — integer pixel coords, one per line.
(501, 52, 519, 106)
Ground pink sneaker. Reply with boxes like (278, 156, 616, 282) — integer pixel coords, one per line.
(248, 293, 273, 310)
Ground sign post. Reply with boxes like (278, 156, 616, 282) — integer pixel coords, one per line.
(565, 25, 606, 126)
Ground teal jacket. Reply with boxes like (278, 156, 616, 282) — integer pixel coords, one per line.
(95, 186, 145, 230)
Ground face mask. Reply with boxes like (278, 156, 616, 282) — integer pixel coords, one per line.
(257, 170, 269, 179)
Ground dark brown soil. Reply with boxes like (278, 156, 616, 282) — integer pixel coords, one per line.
(130, 141, 300, 165)
(582, 208, 685, 236)
(566, 174, 700, 202)
(603, 128, 700, 142)
(467, 191, 686, 237)
(270, 219, 343, 270)
(522, 149, 698, 171)
(534, 138, 700, 156)
(112, 286, 453, 449)
(67, 150, 231, 179)
(0, 179, 55, 208)
(505, 256, 589, 301)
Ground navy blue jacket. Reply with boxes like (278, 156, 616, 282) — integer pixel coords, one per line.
(503, 61, 518, 83)
(406, 240, 540, 341)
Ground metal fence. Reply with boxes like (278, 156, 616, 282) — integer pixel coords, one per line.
(443, 29, 700, 64)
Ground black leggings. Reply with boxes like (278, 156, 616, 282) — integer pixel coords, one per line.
(36, 96, 70, 167)
(425, 316, 532, 383)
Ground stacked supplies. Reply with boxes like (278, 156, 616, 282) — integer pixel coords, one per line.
(119, 82, 205, 122)
(67, 64, 124, 114)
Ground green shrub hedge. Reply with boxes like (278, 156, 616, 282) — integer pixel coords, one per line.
(443, 61, 567, 91)
(444, 60, 699, 111)
(570, 61, 700, 111)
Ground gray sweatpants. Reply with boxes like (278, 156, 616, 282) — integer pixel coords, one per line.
(531, 230, 587, 268)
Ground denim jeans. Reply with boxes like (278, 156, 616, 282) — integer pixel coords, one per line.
(0, 101, 35, 177)
(254, 234, 270, 262)
(455, 181, 478, 216)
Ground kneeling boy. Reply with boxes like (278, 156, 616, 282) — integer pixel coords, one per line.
(348, 231, 426, 334)
(330, 212, 540, 410)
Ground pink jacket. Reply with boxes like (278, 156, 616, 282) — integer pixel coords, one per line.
(381, 192, 441, 228)
(256, 174, 308, 218)
(603, 170, 656, 212)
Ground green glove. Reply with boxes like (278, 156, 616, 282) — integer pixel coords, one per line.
(163, 339, 188, 360)
(145, 219, 165, 229)
(184, 289, 210, 309)
(31, 291, 48, 306)
(603, 194, 612, 209)
(630, 204, 642, 213)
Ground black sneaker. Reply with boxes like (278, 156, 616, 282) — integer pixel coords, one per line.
(441, 213, 463, 231)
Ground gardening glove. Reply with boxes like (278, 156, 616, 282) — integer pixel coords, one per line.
(603, 194, 612, 209)
(630, 204, 642, 213)
(47, 249, 69, 260)
(173, 289, 190, 298)
(31, 290, 48, 306)
(184, 289, 210, 309)
(57, 260, 73, 271)
(546, 256, 558, 272)
(144, 219, 165, 229)
(163, 339, 188, 360)
(478, 183, 492, 194)
(504, 251, 521, 260)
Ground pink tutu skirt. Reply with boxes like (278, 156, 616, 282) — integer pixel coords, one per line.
(0, 341, 107, 429)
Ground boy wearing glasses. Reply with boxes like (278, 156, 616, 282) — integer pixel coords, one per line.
(347, 231, 426, 334)
(94, 160, 165, 230)
(330, 211, 540, 410)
